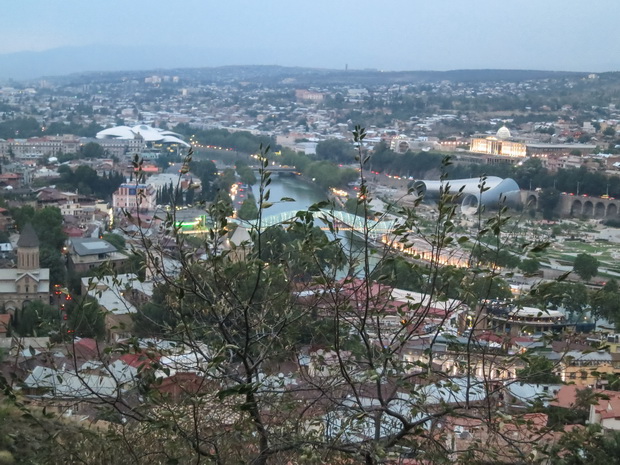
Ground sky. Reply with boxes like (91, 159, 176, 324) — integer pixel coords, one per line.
(2, 0, 620, 75)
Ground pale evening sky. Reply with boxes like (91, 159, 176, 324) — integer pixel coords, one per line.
(2, 0, 619, 74)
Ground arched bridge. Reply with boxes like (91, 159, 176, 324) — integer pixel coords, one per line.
(248, 209, 396, 240)
(522, 190, 620, 219)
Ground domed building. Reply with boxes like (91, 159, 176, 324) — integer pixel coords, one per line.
(96, 124, 190, 148)
(496, 125, 511, 140)
(470, 124, 527, 159)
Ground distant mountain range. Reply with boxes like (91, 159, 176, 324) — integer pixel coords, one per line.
(0, 45, 261, 81)
(0, 45, 593, 84)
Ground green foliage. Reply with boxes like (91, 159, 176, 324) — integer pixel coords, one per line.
(305, 161, 358, 189)
(367, 142, 445, 178)
(371, 256, 425, 292)
(12, 207, 67, 283)
(315, 138, 356, 163)
(538, 188, 561, 220)
(548, 424, 620, 464)
(102, 233, 126, 250)
(471, 244, 522, 269)
(524, 281, 589, 318)
(0, 402, 125, 464)
(545, 405, 588, 429)
(573, 253, 599, 280)
(469, 275, 513, 301)
(259, 224, 345, 281)
(155, 182, 184, 206)
(173, 124, 275, 154)
(218, 168, 237, 192)
(516, 355, 561, 384)
(519, 257, 541, 274)
(13, 300, 59, 337)
(120, 250, 146, 281)
(190, 159, 218, 200)
(590, 279, 620, 327)
(237, 198, 258, 220)
(235, 161, 257, 186)
(40, 247, 66, 286)
(79, 141, 106, 158)
(155, 150, 181, 169)
(132, 284, 178, 337)
(55, 165, 124, 199)
(280, 148, 361, 188)
(66, 296, 106, 340)
(0, 117, 42, 139)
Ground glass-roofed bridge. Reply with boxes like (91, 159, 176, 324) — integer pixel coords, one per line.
(243, 209, 397, 240)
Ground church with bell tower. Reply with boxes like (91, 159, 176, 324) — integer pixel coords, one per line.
(0, 223, 50, 312)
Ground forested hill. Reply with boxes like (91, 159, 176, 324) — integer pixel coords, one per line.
(172, 67, 587, 86)
(23, 63, 589, 87)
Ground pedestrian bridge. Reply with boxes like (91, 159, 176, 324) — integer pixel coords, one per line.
(249, 209, 396, 239)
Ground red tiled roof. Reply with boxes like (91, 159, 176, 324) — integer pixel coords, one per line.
(119, 352, 160, 369)
(63, 226, 84, 238)
(550, 385, 580, 409)
(478, 332, 504, 344)
(71, 338, 100, 359)
(552, 385, 620, 418)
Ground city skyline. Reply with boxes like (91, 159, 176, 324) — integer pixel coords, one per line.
(2, 0, 620, 79)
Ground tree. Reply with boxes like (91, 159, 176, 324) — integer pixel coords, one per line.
(524, 281, 590, 319)
(11, 207, 67, 262)
(132, 283, 179, 337)
(516, 355, 561, 384)
(102, 232, 126, 250)
(519, 257, 541, 274)
(370, 255, 426, 292)
(315, 138, 356, 163)
(548, 424, 620, 465)
(218, 168, 237, 192)
(573, 253, 599, 280)
(470, 275, 513, 301)
(538, 188, 561, 220)
(40, 247, 66, 287)
(13, 301, 59, 337)
(590, 279, 620, 326)
(237, 198, 258, 220)
(191, 159, 219, 200)
(66, 296, 105, 340)
(236, 161, 257, 186)
(79, 141, 106, 158)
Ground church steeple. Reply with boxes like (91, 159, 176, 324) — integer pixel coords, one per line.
(17, 223, 40, 270)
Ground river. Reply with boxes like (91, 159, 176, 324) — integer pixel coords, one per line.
(250, 174, 327, 217)
(249, 174, 379, 277)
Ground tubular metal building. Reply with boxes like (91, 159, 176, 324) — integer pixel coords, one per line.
(412, 176, 521, 214)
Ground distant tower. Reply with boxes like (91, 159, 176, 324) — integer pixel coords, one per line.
(17, 223, 40, 270)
